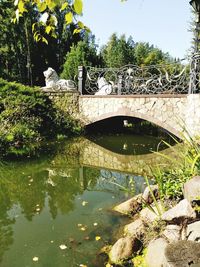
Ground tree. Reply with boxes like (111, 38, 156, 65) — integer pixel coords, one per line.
(101, 33, 135, 67)
(61, 34, 100, 80)
(0, 0, 84, 85)
(134, 42, 171, 66)
(12, 0, 88, 43)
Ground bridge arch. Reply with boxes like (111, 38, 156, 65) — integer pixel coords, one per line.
(79, 95, 188, 139)
(85, 110, 181, 138)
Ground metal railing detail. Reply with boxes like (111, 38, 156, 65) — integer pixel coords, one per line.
(189, 53, 200, 94)
(78, 62, 190, 95)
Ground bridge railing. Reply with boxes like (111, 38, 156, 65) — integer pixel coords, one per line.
(78, 61, 192, 95)
(189, 53, 200, 94)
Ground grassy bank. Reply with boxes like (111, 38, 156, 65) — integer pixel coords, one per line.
(0, 78, 83, 157)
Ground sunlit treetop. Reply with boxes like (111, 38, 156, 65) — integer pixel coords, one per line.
(13, 0, 127, 43)
(12, 0, 89, 43)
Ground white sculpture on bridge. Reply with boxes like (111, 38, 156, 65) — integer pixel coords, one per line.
(95, 77, 113, 95)
(42, 67, 77, 91)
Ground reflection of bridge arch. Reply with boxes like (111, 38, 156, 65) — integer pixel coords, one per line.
(85, 110, 180, 138)
(79, 138, 178, 175)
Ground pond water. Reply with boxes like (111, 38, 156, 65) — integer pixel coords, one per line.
(0, 134, 171, 267)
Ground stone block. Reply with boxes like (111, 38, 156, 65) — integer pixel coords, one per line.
(161, 199, 196, 223)
(183, 176, 200, 205)
(146, 238, 168, 267)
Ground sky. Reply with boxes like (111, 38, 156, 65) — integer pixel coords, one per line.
(81, 0, 193, 59)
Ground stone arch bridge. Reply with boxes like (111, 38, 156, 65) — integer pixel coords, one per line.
(44, 59, 200, 140)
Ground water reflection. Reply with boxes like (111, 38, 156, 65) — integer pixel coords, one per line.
(0, 135, 175, 266)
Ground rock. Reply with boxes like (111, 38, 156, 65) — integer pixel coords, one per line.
(165, 240, 200, 267)
(124, 219, 145, 237)
(109, 236, 142, 264)
(146, 238, 168, 267)
(161, 199, 196, 223)
(113, 194, 142, 216)
(140, 202, 164, 224)
(163, 225, 181, 242)
(142, 185, 159, 204)
(183, 176, 200, 205)
(140, 207, 158, 223)
(187, 221, 200, 242)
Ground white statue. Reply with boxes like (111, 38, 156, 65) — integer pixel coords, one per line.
(42, 67, 77, 91)
(95, 77, 113, 95)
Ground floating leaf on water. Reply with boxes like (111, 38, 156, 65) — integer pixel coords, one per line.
(95, 236, 101, 241)
(98, 208, 103, 211)
(77, 224, 82, 227)
(69, 238, 75, 243)
(36, 208, 40, 212)
(106, 263, 112, 267)
(79, 264, 87, 267)
(93, 223, 98, 226)
(84, 236, 90, 240)
(82, 201, 88, 206)
(80, 227, 86, 231)
(50, 240, 54, 243)
(59, 244, 67, 250)
(32, 257, 39, 262)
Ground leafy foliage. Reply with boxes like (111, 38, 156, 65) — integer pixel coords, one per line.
(0, 0, 84, 85)
(12, 0, 89, 42)
(0, 78, 82, 157)
(152, 135, 200, 199)
(61, 34, 101, 80)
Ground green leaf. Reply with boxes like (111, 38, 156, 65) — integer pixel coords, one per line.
(73, 28, 81, 34)
(47, 1, 56, 11)
(45, 25, 52, 34)
(77, 21, 84, 28)
(60, 2, 68, 11)
(38, 2, 47, 12)
(73, 0, 83, 15)
(32, 22, 37, 33)
(6, 134, 14, 142)
(18, 1, 27, 13)
(42, 37, 48, 45)
(65, 12, 73, 24)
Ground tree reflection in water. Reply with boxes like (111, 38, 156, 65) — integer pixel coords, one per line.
(0, 135, 171, 266)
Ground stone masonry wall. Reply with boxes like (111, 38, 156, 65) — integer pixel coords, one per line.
(185, 94, 200, 138)
(79, 95, 188, 138)
(42, 92, 200, 140)
(43, 90, 79, 118)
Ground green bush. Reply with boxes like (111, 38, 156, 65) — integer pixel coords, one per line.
(0, 78, 82, 157)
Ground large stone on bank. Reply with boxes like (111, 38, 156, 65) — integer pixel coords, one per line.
(183, 176, 200, 205)
(140, 202, 164, 224)
(124, 218, 145, 238)
(187, 221, 200, 242)
(145, 238, 168, 267)
(109, 236, 142, 264)
(113, 194, 142, 216)
(161, 199, 196, 223)
(165, 240, 200, 267)
(142, 185, 159, 204)
(162, 225, 181, 242)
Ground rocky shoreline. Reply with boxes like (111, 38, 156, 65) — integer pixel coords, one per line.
(104, 176, 200, 267)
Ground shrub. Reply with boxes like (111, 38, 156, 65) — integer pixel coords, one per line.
(0, 78, 82, 157)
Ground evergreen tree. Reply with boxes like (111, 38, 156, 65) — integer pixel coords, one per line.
(61, 34, 99, 80)
(101, 33, 135, 67)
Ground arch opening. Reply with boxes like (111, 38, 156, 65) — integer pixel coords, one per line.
(85, 116, 178, 155)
